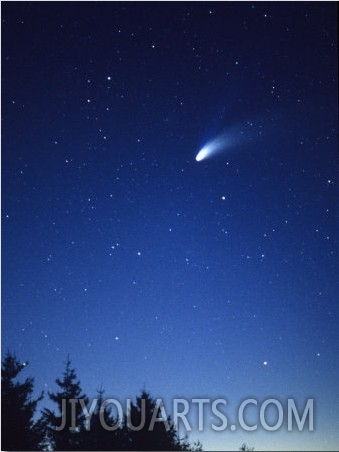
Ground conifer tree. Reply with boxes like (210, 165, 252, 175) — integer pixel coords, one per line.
(82, 387, 126, 450)
(1, 351, 43, 451)
(126, 390, 202, 451)
(42, 356, 88, 450)
(239, 443, 254, 451)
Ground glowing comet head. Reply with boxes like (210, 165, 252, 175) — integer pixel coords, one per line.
(195, 134, 229, 162)
(195, 146, 210, 162)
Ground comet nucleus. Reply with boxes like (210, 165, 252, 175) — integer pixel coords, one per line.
(195, 146, 210, 162)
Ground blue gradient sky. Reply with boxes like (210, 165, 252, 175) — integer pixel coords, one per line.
(2, 2, 338, 450)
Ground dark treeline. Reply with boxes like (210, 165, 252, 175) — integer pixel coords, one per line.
(1, 352, 255, 451)
(1, 352, 203, 451)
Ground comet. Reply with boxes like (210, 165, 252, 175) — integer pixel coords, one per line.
(195, 146, 210, 162)
(195, 134, 229, 162)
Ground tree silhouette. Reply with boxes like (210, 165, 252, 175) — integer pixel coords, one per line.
(125, 390, 202, 451)
(42, 356, 88, 450)
(2, 352, 204, 451)
(1, 351, 43, 451)
(82, 387, 126, 450)
(239, 443, 254, 451)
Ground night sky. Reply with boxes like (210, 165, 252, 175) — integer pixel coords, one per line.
(2, 2, 338, 450)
